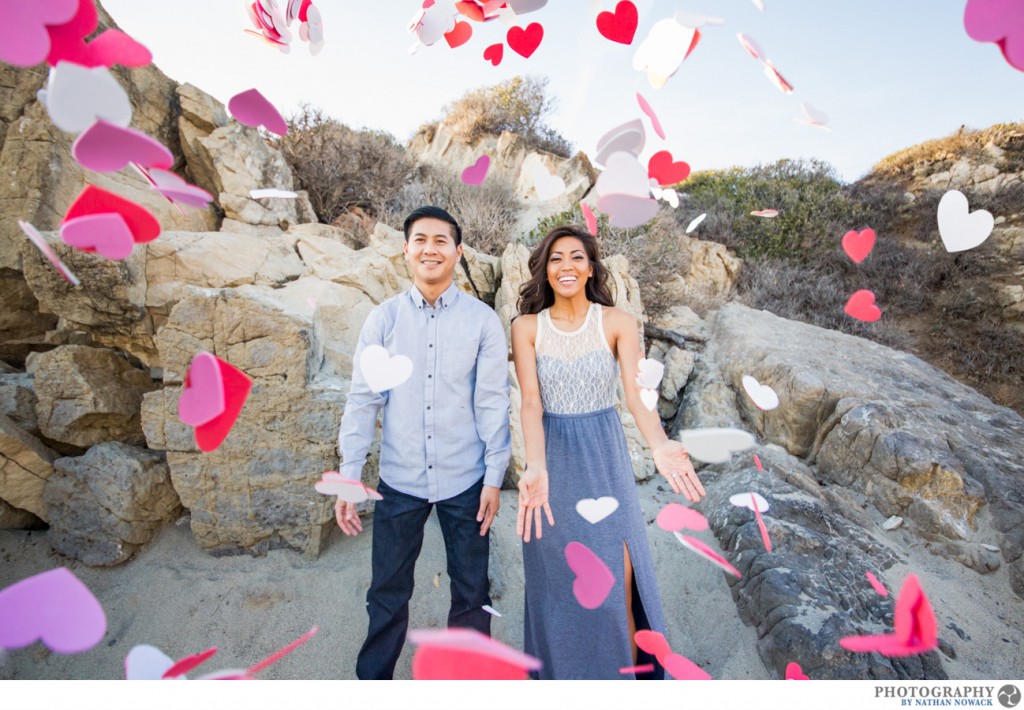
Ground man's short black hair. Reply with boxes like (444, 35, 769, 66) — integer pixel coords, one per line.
(403, 206, 462, 246)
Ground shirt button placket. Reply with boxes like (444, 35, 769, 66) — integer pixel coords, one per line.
(425, 303, 438, 500)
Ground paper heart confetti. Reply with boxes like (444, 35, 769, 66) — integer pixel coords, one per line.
(596, 1, 638, 45)
(840, 574, 937, 657)
(64, 185, 161, 245)
(844, 289, 882, 323)
(673, 532, 742, 578)
(483, 42, 503, 65)
(729, 491, 769, 512)
(60, 213, 135, 260)
(564, 541, 615, 609)
(506, 22, 543, 58)
(596, 193, 659, 229)
(359, 344, 413, 393)
(580, 202, 598, 236)
(619, 663, 655, 675)
(250, 188, 298, 199)
(750, 209, 778, 218)
(314, 471, 384, 503)
(525, 162, 566, 201)
(594, 119, 645, 167)
(752, 494, 772, 552)
(639, 388, 659, 411)
(505, 0, 547, 13)
(842, 228, 875, 264)
(482, 604, 502, 617)
(137, 167, 213, 208)
(228, 89, 288, 136)
(649, 183, 679, 208)
(635, 358, 665, 390)
(42, 62, 132, 134)
(456, 1, 504, 22)
(125, 644, 177, 680)
(409, 2, 456, 46)
(795, 101, 831, 131)
(964, 0, 1024, 72)
(0, 0, 78, 66)
(410, 628, 541, 680)
(596, 151, 651, 198)
(754, 454, 764, 472)
(680, 427, 756, 464)
(178, 352, 226, 426)
(180, 352, 253, 453)
(636, 93, 665, 140)
(297, 3, 324, 55)
(84, 29, 152, 68)
(461, 154, 490, 185)
(752, 0, 766, 10)
(632, 16, 701, 89)
(663, 653, 712, 680)
(937, 189, 994, 252)
(656, 503, 708, 532)
(46, 0, 151, 68)
(0, 568, 106, 654)
(72, 120, 173, 173)
(445, 20, 473, 48)
(741, 375, 779, 411)
(160, 646, 220, 678)
(575, 497, 619, 524)
(18, 221, 80, 286)
(737, 32, 764, 60)
(648, 150, 690, 186)
(634, 629, 671, 658)
(685, 213, 706, 233)
(763, 60, 794, 94)
(866, 571, 889, 597)
(785, 662, 809, 680)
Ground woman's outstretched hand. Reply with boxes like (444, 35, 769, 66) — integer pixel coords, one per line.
(517, 467, 555, 543)
(653, 440, 706, 502)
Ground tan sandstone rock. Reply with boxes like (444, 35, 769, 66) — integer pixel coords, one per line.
(0, 413, 57, 519)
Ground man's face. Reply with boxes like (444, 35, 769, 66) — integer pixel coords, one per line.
(404, 217, 462, 289)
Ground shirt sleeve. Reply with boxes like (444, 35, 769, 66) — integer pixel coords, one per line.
(474, 310, 512, 488)
(337, 308, 387, 481)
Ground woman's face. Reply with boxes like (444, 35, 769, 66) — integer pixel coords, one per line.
(546, 236, 592, 299)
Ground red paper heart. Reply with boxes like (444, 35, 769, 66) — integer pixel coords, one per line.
(64, 185, 161, 244)
(596, 1, 638, 45)
(785, 661, 809, 680)
(844, 289, 881, 323)
(840, 574, 937, 657)
(648, 150, 690, 186)
(455, 1, 486, 22)
(445, 20, 473, 48)
(46, 0, 151, 68)
(483, 42, 503, 65)
(162, 647, 218, 679)
(752, 494, 772, 553)
(580, 202, 598, 236)
(507, 22, 543, 58)
(86, 29, 152, 67)
(192, 355, 253, 453)
(842, 228, 875, 264)
(413, 646, 529, 679)
(663, 652, 711, 680)
(634, 630, 671, 659)
(866, 571, 889, 597)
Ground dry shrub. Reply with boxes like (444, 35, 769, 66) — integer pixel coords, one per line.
(273, 105, 414, 224)
(871, 122, 1024, 181)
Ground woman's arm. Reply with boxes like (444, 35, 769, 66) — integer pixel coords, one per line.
(511, 315, 555, 541)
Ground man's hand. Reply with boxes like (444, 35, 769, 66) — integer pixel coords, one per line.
(335, 498, 363, 536)
(476, 485, 500, 536)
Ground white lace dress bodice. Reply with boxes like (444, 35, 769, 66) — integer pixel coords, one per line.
(535, 303, 618, 415)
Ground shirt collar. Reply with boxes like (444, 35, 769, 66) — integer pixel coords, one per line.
(409, 281, 461, 310)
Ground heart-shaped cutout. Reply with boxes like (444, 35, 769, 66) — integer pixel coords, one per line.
(728, 491, 769, 512)
(640, 388, 659, 411)
(750, 209, 778, 218)
(656, 503, 708, 532)
(564, 541, 615, 609)
(842, 228, 875, 263)
(596, 0, 638, 45)
(840, 574, 937, 657)
(86, 29, 152, 68)
(410, 628, 541, 680)
(0, 568, 106, 654)
(685, 213, 706, 233)
(752, 495, 772, 552)
(359, 344, 413, 393)
(633, 17, 701, 88)
(65, 185, 161, 244)
(844, 289, 881, 323)
(314, 471, 384, 503)
(72, 120, 173, 173)
(763, 60, 794, 94)
(483, 42, 503, 65)
(190, 354, 253, 453)
(445, 20, 473, 48)
(0, 0, 78, 66)
(19, 221, 80, 286)
(575, 496, 619, 524)
(525, 162, 566, 201)
(673, 532, 742, 578)
(795, 101, 831, 131)
(506, 22, 543, 57)
(636, 93, 665, 140)
(461, 154, 490, 185)
(636, 357, 664, 390)
(680, 427, 756, 464)
(964, 0, 1024, 72)
(229, 88, 288, 136)
(161, 646, 219, 678)
(44, 62, 132, 134)
(741, 375, 779, 411)
(595, 119, 645, 167)
(140, 167, 214, 208)
(124, 645, 176, 680)
(596, 193, 660, 229)
(785, 662, 809, 680)
(648, 150, 690, 186)
(178, 352, 227, 426)
(865, 571, 889, 597)
(250, 188, 298, 200)
(60, 213, 135, 260)
(662, 652, 712, 680)
(634, 629, 671, 659)
(580, 202, 598, 236)
(737, 32, 764, 60)
(596, 151, 651, 198)
(937, 189, 994, 252)
(46, 0, 99, 67)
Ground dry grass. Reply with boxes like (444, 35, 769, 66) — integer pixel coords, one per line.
(871, 122, 1024, 181)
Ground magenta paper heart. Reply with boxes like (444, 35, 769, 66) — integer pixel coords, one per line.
(409, 628, 541, 673)
(60, 213, 135, 260)
(461, 155, 490, 185)
(178, 352, 227, 426)
(866, 571, 889, 597)
(0, 568, 106, 654)
(656, 503, 708, 532)
(0, 0, 78, 66)
(663, 652, 711, 680)
(785, 661, 809, 680)
(564, 541, 615, 609)
(840, 574, 937, 657)
(842, 228, 875, 264)
(965, 0, 1024, 72)
(72, 120, 173, 172)
(228, 88, 288, 136)
(844, 289, 881, 323)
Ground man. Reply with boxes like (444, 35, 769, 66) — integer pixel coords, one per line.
(336, 205, 511, 680)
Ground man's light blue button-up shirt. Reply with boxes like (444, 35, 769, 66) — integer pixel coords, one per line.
(337, 281, 511, 502)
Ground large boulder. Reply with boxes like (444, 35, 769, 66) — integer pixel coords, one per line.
(44, 442, 181, 566)
(33, 345, 156, 448)
(0, 372, 38, 433)
(0, 413, 57, 519)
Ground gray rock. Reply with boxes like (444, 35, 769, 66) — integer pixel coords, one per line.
(0, 372, 37, 432)
(0, 497, 43, 529)
(44, 442, 181, 566)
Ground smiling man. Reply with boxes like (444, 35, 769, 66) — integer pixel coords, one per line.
(336, 205, 511, 680)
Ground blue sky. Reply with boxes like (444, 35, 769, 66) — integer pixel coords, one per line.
(102, 0, 1023, 182)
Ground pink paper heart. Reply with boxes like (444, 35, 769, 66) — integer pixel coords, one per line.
(596, 193, 659, 229)
(141, 167, 214, 208)
(842, 228, 875, 264)
(662, 652, 711, 680)
(178, 352, 227, 426)
(19, 220, 80, 286)
(86, 29, 152, 68)
(0, 0, 78, 66)
(314, 471, 384, 502)
(840, 574, 937, 657)
(228, 88, 288, 136)
(656, 503, 708, 532)
(461, 155, 490, 185)
(636, 92, 665, 140)
(0, 568, 106, 654)
(866, 571, 889, 597)
(410, 628, 542, 680)
(844, 289, 881, 323)
(964, 0, 1024, 72)
(580, 202, 598, 236)
(752, 494, 772, 553)
(785, 661, 810, 680)
(673, 532, 742, 578)
(564, 541, 615, 609)
(60, 213, 135, 260)
(72, 120, 173, 172)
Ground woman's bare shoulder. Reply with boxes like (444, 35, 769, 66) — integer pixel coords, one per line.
(511, 313, 538, 336)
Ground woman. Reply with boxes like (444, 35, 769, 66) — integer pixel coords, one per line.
(511, 224, 706, 680)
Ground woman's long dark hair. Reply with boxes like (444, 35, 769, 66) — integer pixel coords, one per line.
(516, 225, 615, 316)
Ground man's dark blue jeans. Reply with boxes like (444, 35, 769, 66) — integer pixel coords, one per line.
(355, 477, 491, 680)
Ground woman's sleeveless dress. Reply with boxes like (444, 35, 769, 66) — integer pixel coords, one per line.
(522, 303, 667, 680)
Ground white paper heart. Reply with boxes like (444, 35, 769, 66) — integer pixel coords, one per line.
(685, 213, 706, 234)
(409, 1, 456, 46)
(505, 0, 547, 13)
(250, 188, 298, 199)
(125, 645, 176, 680)
(640, 388, 659, 411)
(359, 344, 413, 393)
(795, 101, 830, 131)
(633, 17, 700, 88)
(729, 491, 769, 512)
(636, 358, 665, 390)
(680, 428, 756, 464)
(595, 119, 645, 167)
(525, 162, 566, 202)
(937, 190, 994, 253)
(596, 151, 651, 199)
(596, 193, 660, 229)
(575, 496, 620, 524)
(314, 472, 383, 503)
(741, 375, 780, 411)
(44, 62, 132, 134)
